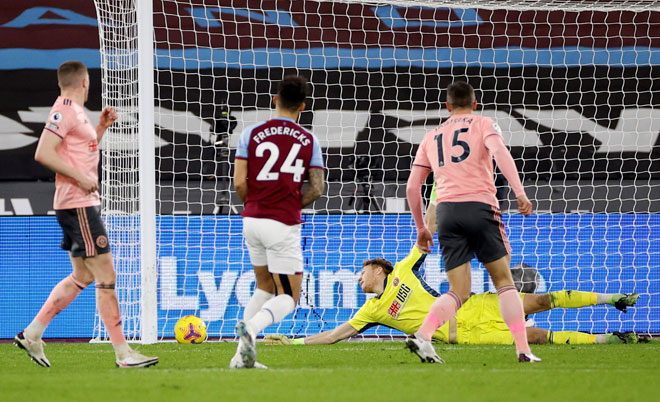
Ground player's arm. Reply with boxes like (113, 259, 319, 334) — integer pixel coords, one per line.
(406, 164, 433, 252)
(233, 158, 248, 202)
(424, 182, 438, 235)
(301, 167, 324, 207)
(95, 106, 118, 143)
(34, 131, 98, 194)
(265, 323, 358, 345)
(304, 322, 358, 345)
(483, 133, 532, 215)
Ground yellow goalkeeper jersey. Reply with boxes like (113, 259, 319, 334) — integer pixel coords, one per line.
(347, 245, 450, 342)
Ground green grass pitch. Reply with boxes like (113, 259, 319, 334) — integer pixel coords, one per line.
(2, 341, 659, 401)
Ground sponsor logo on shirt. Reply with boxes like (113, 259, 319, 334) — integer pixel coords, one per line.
(46, 122, 59, 131)
(387, 283, 412, 319)
(88, 140, 98, 153)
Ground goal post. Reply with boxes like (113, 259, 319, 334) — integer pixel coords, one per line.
(92, 0, 660, 342)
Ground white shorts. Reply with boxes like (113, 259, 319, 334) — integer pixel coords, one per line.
(242, 217, 303, 275)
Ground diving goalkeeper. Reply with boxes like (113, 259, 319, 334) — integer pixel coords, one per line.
(266, 245, 642, 346)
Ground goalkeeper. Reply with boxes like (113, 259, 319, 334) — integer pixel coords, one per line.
(266, 244, 641, 346)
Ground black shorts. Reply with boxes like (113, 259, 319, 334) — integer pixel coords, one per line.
(436, 201, 511, 271)
(55, 206, 111, 258)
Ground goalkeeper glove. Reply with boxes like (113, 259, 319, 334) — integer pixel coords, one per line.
(264, 334, 305, 345)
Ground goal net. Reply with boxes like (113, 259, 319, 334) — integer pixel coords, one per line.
(92, 0, 660, 342)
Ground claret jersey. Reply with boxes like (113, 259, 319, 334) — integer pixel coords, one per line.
(235, 117, 324, 225)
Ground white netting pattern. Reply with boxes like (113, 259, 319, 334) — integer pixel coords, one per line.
(93, 0, 660, 342)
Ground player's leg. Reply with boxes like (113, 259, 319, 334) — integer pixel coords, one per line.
(235, 217, 302, 368)
(523, 291, 640, 315)
(244, 265, 275, 320)
(84, 252, 158, 368)
(15, 254, 93, 367)
(80, 206, 156, 368)
(24, 254, 94, 340)
(15, 208, 94, 367)
(473, 202, 538, 362)
(417, 262, 471, 341)
(408, 203, 471, 363)
(485, 255, 539, 361)
(249, 273, 301, 331)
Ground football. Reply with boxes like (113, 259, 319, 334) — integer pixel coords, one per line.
(174, 315, 208, 344)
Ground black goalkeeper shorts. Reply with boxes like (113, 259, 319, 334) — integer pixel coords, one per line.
(56, 205, 111, 258)
(436, 201, 511, 271)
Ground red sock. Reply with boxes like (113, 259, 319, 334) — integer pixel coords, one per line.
(417, 292, 461, 340)
(96, 286, 127, 345)
(34, 274, 86, 327)
(497, 285, 531, 354)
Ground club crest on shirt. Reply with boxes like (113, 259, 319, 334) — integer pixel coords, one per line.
(387, 283, 412, 319)
(392, 277, 400, 287)
(49, 112, 63, 123)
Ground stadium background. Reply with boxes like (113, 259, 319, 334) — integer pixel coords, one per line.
(0, 1, 658, 339)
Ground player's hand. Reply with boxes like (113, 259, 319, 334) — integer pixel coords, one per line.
(99, 106, 118, 129)
(78, 175, 99, 194)
(416, 228, 434, 253)
(517, 194, 533, 216)
(264, 334, 292, 345)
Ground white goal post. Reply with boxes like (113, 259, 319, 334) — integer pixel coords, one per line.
(92, 0, 660, 344)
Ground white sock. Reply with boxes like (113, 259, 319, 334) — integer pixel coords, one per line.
(24, 319, 47, 340)
(244, 288, 274, 320)
(113, 342, 131, 359)
(247, 295, 295, 335)
(595, 334, 608, 344)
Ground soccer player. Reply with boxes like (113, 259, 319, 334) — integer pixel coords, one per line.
(14, 61, 158, 368)
(406, 81, 539, 362)
(231, 75, 325, 369)
(264, 246, 643, 347)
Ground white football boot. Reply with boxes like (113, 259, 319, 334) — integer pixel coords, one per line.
(14, 331, 50, 367)
(405, 332, 444, 363)
(116, 349, 159, 368)
(229, 353, 268, 369)
(518, 352, 542, 363)
(235, 321, 257, 368)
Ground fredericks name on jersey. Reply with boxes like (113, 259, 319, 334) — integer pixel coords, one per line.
(252, 125, 311, 146)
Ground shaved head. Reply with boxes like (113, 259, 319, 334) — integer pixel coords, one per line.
(57, 60, 88, 89)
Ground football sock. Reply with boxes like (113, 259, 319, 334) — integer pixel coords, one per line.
(417, 291, 461, 341)
(498, 285, 532, 354)
(548, 331, 598, 344)
(549, 290, 598, 308)
(96, 285, 127, 346)
(244, 288, 274, 320)
(247, 294, 295, 335)
(27, 274, 87, 340)
(113, 341, 131, 359)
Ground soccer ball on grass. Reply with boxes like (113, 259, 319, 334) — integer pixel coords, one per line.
(174, 315, 208, 344)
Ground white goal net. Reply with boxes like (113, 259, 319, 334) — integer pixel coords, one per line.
(92, 0, 660, 342)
